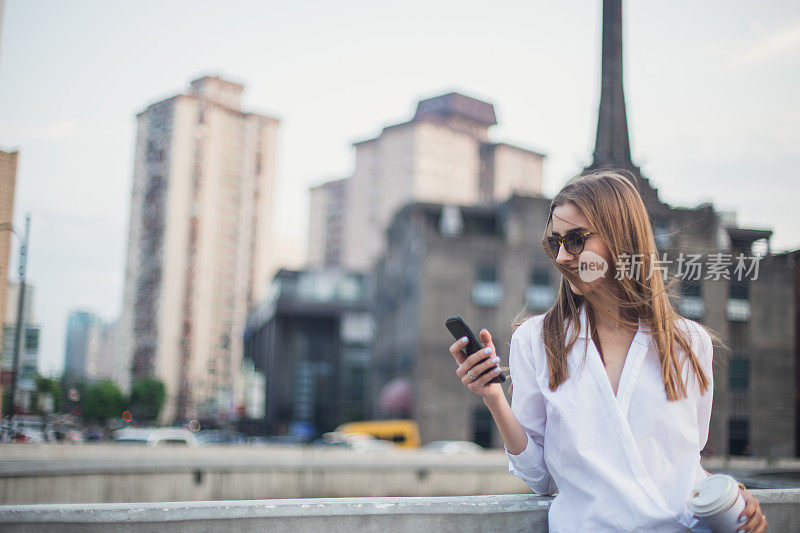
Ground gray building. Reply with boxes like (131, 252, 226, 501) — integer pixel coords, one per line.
(241, 269, 373, 438)
(372, 193, 797, 456)
(373, 196, 555, 447)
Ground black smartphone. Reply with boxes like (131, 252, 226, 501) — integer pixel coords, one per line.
(444, 316, 506, 383)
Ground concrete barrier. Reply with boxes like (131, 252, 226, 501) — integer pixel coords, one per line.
(1, 491, 799, 532)
(0, 444, 530, 504)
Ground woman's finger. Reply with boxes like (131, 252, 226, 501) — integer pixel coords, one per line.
(467, 353, 501, 380)
(449, 337, 469, 364)
(741, 508, 763, 533)
(479, 328, 495, 351)
(739, 492, 761, 532)
(468, 364, 502, 391)
(462, 345, 495, 370)
(754, 513, 768, 533)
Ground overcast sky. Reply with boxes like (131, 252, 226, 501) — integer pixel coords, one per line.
(0, 0, 798, 377)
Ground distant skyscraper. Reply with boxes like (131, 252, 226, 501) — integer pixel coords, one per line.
(118, 76, 280, 423)
(63, 310, 114, 383)
(308, 178, 348, 268)
(309, 92, 545, 271)
(0, 149, 18, 356)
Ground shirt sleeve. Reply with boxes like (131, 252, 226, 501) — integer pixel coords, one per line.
(695, 325, 714, 451)
(505, 318, 558, 495)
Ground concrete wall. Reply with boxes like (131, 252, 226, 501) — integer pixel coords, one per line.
(0, 445, 530, 505)
(2, 491, 799, 532)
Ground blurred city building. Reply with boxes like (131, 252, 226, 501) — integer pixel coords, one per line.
(117, 76, 280, 424)
(308, 178, 348, 268)
(241, 269, 372, 438)
(63, 310, 117, 384)
(368, 0, 799, 457)
(372, 196, 797, 455)
(1, 281, 39, 414)
(308, 92, 545, 271)
(0, 149, 17, 366)
(372, 196, 554, 447)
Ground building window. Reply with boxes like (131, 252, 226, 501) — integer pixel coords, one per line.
(729, 358, 749, 391)
(526, 267, 554, 312)
(681, 278, 702, 298)
(726, 299, 751, 322)
(472, 264, 503, 308)
(728, 418, 751, 456)
(654, 223, 671, 249)
(729, 281, 749, 300)
(678, 278, 704, 319)
(727, 280, 750, 321)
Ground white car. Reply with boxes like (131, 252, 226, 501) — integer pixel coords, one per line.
(348, 437, 399, 453)
(422, 440, 484, 455)
(113, 427, 197, 447)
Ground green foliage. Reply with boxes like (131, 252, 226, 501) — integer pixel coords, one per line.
(1, 388, 11, 417)
(36, 376, 62, 413)
(129, 377, 166, 422)
(82, 380, 125, 422)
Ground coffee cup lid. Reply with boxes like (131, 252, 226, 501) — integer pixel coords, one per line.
(689, 474, 739, 517)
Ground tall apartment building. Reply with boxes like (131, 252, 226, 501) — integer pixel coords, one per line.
(308, 93, 545, 270)
(0, 150, 18, 356)
(118, 76, 280, 424)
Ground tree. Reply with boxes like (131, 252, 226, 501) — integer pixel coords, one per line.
(83, 380, 125, 423)
(36, 376, 62, 413)
(129, 377, 166, 423)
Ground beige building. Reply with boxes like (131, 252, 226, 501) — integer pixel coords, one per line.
(0, 150, 17, 358)
(118, 76, 280, 424)
(309, 93, 545, 271)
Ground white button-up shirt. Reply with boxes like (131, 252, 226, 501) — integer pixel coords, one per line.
(506, 303, 714, 532)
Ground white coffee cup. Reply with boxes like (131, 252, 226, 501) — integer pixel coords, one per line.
(689, 474, 747, 532)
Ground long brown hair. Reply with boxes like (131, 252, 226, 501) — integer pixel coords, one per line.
(537, 170, 712, 401)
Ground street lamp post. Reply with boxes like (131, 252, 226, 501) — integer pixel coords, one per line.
(1, 214, 30, 425)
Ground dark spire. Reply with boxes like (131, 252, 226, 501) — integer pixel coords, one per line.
(586, 0, 662, 208)
(593, 0, 631, 167)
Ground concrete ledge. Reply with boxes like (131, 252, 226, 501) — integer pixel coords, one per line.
(2, 491, 800, 532)
(0, 494, 551, 532)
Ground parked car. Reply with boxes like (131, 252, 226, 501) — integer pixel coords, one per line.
(335, 419, 420, 448)
(422, 440, 484, 455)
(2, 416, 49, 443)
(195, 430, 246, 446)
(348, 435, 400, 453)
(113, 427, 197, 446)
(247, 434, 307, 446)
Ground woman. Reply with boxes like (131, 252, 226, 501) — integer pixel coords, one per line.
(449, 171, 767, 532)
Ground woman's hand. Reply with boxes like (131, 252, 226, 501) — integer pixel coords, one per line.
(449, 328, 504, 402)
(737, 488, 767, 532)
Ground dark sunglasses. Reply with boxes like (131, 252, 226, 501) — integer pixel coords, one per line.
(545, 230, 597, 256)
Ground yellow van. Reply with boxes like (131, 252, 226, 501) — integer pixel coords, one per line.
(336, 419, 421, 448)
